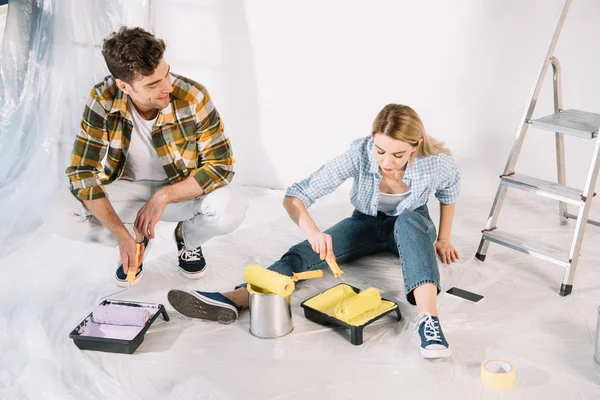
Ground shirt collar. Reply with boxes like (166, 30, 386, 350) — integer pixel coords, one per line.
(367, 136, 380, 175)
(156, 101, 175, 126)
(108, 89, 132, 122)
(108, 80, 175, 126)
(404, 158, 415, 181)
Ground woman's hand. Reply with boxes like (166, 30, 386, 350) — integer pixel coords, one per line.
(307, 231, 334, 261)
(434, 239, 460, 264)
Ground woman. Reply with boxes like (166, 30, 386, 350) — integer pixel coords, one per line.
(168, 104, 460, 358)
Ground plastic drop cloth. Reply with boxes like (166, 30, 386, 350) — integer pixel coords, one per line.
(0, 0, 155, 260)
(1, 1, 600, 399)
(0, 185, 599, 399)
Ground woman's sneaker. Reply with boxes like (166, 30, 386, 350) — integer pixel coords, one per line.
(167, 290, 241, 324)
(174, 223, 207, 279)
(415, 312, 451, 359)
(115, 236, 150, 287)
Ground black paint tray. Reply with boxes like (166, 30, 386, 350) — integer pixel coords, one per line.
(300, 283, 402, 345)
(69, 299, 169, 354)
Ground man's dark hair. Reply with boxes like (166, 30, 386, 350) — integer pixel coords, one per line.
(101, 27, 166, 84)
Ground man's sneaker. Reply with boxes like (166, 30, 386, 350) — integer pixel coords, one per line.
(167, 290, 241, 324)
(174, 223, 206, 279)
(415, 312, 451, 359)
(115, 236, 150, 287)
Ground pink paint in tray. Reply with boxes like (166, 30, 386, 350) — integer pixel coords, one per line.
(69, 300, 170, 354)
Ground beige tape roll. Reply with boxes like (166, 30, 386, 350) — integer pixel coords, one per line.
(481, 359, 516, 390)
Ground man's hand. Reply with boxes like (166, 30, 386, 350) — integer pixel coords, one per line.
(134, 191, 168, 239)
(434, 239, 460, 264)
(117, 233, 144, 274)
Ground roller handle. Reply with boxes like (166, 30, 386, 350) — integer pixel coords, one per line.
(326, 258, 344, 278)
(293, 270, 324, 282)
(126, 229, 145, 284)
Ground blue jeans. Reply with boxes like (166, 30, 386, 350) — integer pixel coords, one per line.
(239, 205, 440, 305)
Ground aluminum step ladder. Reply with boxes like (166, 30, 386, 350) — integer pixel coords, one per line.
(475, 0, 600, 296)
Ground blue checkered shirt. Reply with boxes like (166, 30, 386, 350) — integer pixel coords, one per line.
(286, 136, 460, 216)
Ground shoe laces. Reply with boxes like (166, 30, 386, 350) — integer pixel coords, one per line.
(415, 312, 442, 342)
(179, 247, 203, 262)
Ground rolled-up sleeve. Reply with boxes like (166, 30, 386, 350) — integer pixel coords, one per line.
(435, 154, 460, 204)
(190, 86, 234, 194)
(65, 90, 109, 201)
(285, 147, 358, 209)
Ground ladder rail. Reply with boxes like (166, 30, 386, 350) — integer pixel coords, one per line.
(567, 138, 600, 262)
(564, 213, 600, 227)
(551, 56, 568, 224)
(561, 137, 600, 294)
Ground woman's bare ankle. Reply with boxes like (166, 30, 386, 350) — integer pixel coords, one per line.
(223, 288, 249, 309)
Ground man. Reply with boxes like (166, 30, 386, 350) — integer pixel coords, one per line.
(64, 27, 246, 286)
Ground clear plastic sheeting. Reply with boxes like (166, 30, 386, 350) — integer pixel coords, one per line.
(0, 0, 154, 260)
(1, 187, 600, 399)
(0, 7, 7, 45)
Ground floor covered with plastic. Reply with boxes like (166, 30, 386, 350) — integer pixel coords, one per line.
(1, 186, 600, 399)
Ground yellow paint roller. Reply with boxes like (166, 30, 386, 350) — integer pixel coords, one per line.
(334, 287, 381, 321)
(243, 265, 295, 297)
(292, 270, 324, 282)
(326, 258, 344, 278)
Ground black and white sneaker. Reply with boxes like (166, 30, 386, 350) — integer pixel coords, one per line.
(167, 290, 241, 324)
(115, 236, 150, 287)
(174, 223, 207, 279)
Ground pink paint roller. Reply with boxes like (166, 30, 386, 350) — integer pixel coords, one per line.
(92, 304, 150, 327)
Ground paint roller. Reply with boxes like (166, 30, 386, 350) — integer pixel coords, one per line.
(92, 304, 150, 327)
(244, 266, 325, 296)
(244, 265, 295, 296)
(334, 287, 382, 321)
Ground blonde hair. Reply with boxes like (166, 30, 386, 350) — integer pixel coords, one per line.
(372, 104, 450, 162)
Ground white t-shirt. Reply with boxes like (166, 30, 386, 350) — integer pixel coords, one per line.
(377, 190, 411, 212)
(121, 101, 167, 181)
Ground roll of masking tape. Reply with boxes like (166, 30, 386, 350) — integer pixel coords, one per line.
(480, 359, 516, 390)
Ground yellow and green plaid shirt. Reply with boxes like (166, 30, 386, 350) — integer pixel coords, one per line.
(65, 73, 234, 201)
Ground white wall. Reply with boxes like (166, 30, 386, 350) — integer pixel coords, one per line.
(156, 0, 600, 199)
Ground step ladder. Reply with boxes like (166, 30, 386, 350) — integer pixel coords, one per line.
(475, 0, 600, 297)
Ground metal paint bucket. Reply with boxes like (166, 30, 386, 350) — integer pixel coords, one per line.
(248, 283, 293, 338)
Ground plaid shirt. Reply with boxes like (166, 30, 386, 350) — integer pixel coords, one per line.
(65, 73, 234, 201)
(286, 136, 460, 216)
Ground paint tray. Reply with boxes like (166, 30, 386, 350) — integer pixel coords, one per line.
(69, 299, 170, 354)
(300, 283, 402, 345)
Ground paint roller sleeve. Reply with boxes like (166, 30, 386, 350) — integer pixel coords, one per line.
(92, 305, 150, 327)
(243, 265, 295, 297)
(334, 288, 382, 321)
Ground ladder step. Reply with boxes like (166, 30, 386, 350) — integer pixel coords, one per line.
(529, 109, 600, 139)
(501, 173, 584, 206)
(482, 229, 570, 268)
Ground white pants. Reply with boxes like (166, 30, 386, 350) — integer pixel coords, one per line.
(52, 179, 248, 250)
